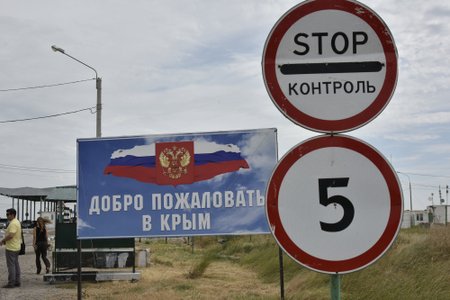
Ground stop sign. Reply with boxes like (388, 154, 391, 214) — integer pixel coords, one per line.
(262, 0, 398, 133)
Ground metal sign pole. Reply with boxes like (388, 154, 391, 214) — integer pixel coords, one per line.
(331, 274, 341, 300)
(77, 239, 82, 300)
(278, 247, 285, 300)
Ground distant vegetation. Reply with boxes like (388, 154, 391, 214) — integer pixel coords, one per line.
(80, 226, 450, 299)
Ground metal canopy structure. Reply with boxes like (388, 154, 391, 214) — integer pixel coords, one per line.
(0, 187, 52, 201)
(0, 185, 76, 221)
(0, 185, 76, 202)
(46, 186, 77, 202)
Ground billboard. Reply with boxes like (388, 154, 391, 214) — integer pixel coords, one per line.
(77, 128, 277, 239)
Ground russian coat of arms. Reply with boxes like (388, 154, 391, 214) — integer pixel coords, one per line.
(158, 145, 191, 179)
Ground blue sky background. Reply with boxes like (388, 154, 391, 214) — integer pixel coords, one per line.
(0, 0, 450, 215)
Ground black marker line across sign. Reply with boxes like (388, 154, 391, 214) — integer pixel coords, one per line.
(279, 61, 384, 75)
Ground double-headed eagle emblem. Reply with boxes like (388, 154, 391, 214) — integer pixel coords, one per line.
(159, 146, 191, 179)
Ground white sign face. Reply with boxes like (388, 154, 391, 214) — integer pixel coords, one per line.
(262, 0, 398, 133)
(266, 135, 403, 274)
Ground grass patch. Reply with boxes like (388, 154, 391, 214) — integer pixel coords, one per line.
(152, 256, 174, 267)
(186, 247, 220, 279)
(82, 227, 450, 299)
(342, 226, 450, 299)
(174, 283, 193, 291)
(187, 254, 215, 279)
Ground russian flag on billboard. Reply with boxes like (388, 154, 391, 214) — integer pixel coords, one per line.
(103, 140, 250, 185)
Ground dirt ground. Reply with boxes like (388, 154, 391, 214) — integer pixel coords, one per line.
(0, 229, 76, 300)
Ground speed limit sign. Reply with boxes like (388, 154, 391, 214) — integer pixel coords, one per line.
(266, 135, 403, 274)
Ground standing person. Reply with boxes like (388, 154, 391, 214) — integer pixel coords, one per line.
(32, 217, 51, 274)
(0, 208, 21, 288)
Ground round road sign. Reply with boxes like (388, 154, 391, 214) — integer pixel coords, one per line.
(262, 0, 398, 133)
(266, 135, 403, 274)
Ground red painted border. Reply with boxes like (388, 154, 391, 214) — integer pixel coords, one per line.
(266, 135, 403, 273)
(262, 0, 398, 133)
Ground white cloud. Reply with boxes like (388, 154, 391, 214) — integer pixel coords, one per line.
(383, 133, 440, 142)
(77, 217, 95, 230)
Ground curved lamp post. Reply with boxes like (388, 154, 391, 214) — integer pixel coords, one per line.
(51, 45, 102, 138)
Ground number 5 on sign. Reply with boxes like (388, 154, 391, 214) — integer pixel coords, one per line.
(266, 135, 402, 274)
(318, 177, 354, 232)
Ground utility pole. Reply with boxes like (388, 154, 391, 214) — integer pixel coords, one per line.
(446, 185, 448, 226)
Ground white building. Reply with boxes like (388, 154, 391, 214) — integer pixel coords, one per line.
(427, 204, 450, 225)
(402, 205, 450, 228)
(401, 210, 430, 228)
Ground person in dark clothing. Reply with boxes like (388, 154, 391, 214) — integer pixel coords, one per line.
(32, 217, 51, 274)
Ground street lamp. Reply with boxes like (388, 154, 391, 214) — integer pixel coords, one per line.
(51, 45, 101, 300)
(51, 45, 102, 138)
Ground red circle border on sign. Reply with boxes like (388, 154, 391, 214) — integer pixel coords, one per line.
(266, 135, 403, 274)
(262, 0, 398, 133)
